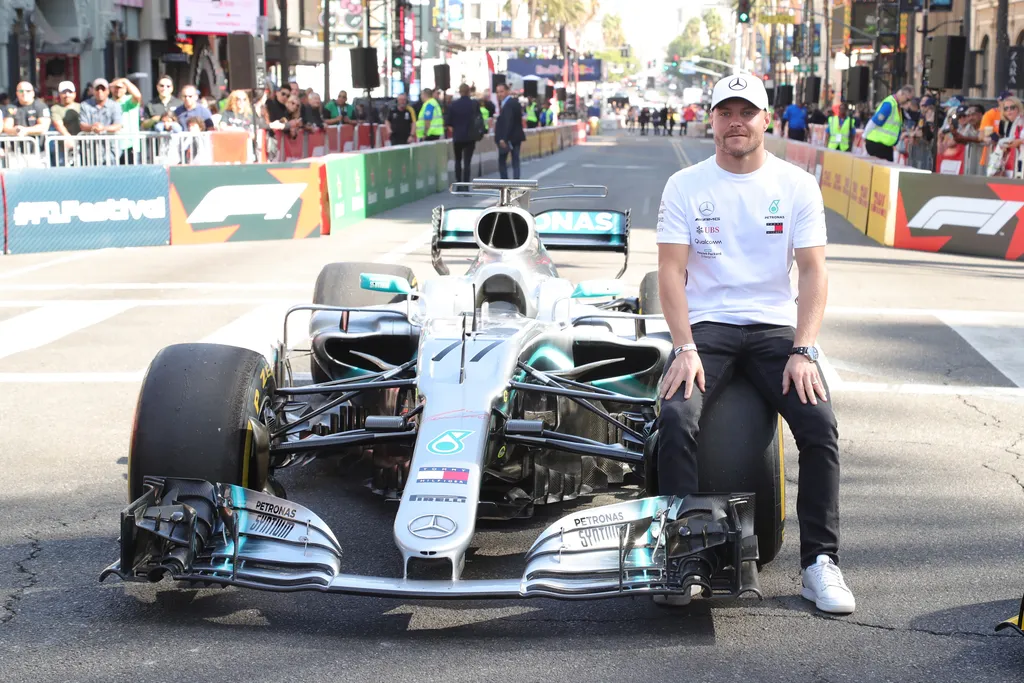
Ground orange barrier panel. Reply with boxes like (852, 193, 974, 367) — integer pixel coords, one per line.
(210, 130, 251, 163)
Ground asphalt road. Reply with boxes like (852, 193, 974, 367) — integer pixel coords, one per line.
(2, 129, 1024, 683)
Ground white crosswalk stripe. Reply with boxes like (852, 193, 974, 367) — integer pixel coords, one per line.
(199, 302, 311, 362)
(0, 299, 1019, 397)
(0, 301, 135, 361)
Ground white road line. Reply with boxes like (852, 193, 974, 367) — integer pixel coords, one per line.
(0, 298, 298, 307)
(374, 228, 435, 264)
(0, 282, 312, 292)
(938, 314, 1024, 387)
(0, 371, 145, 383)
(834, 382, 1024, 398)
(200, 302, 310, 361)
(581, 164, 652, 170)
(826, 305, 1024, 322)
(0, 251, 97, 280)
(0, 301, 135, 360)
(529, 161, 566, 181)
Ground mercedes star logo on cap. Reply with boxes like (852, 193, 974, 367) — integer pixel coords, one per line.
(408, 514, 458, 539)
(728, 77, 747, 90)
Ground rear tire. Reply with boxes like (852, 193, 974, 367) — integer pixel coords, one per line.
(639, 269, 785, 566)
(128, 343, 275, 502)
(311, 261, 417, 383)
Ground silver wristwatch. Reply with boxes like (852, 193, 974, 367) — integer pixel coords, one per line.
(673, 343, 698, 357)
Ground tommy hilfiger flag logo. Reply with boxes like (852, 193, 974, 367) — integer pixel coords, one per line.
(416, 467, 471, 485)
(766, 222, 784, 235)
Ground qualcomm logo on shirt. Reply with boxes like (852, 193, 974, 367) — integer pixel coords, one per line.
(13, 198, 167, 226)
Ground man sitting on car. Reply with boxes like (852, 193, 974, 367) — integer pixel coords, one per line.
(654, 74, 855, 615)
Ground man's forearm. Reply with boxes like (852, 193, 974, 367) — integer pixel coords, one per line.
(658, 268, 694, 347)
(794, 264, 828, 347)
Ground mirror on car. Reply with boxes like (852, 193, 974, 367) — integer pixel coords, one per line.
(360, 273, 414, 295)
(571, 279, 624, 299)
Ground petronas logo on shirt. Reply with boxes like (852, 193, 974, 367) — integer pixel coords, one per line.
(769, 199, 780, 213)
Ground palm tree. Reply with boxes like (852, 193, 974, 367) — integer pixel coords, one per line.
(602, 13, 626, 47)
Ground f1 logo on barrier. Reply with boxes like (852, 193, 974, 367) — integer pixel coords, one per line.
(907, 197, 1024, 236)
(186, 183, 308, 223)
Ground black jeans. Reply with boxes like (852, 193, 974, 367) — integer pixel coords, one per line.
(454, 141, 475, 182)
(865, 139, 894, 161)
(656, 322, 841, 568)
(498, 141, 521, 179)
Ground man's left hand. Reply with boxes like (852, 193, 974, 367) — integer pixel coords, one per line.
(782, 354, 828, 405)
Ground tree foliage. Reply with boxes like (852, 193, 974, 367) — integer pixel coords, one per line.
(602, 13, 626, 47)
(665, 10, 733, 85)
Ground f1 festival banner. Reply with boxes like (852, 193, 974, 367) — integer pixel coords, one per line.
(506, 59, 604, 82)
(168, 162, 322, 245)
(3, 166, 170, 254)
(895, 172, 1024, 261)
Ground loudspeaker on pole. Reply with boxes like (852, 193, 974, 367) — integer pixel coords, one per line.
(523, 79, 538, 97)
(776, 84, 794, 107)
(803, 76, 821, 105)
(226, 33, 267, 91)
(926, 35, 967, 90)
(845, 65, 870, 103)
(350, 47, 380, 90)
(433, 63, 451, 91)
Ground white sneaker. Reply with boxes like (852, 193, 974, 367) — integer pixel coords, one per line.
(801, 554, 856, 614)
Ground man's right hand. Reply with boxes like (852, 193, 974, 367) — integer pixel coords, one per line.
(660, 349, 705, 401)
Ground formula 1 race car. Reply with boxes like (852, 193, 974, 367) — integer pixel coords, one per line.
(101, 179, 785, 604)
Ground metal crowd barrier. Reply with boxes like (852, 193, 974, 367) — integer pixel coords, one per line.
(0, 136, 45, 169)
(41, 132, 227, 167)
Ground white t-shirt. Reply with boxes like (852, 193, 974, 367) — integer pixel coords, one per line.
(656, 152, 827, 327)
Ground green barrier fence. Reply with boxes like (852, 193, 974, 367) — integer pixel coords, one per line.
(322, 126, 579, 234)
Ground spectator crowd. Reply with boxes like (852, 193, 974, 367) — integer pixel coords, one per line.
(0, 72, 564, 175)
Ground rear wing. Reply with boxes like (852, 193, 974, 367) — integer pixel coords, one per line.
(430, 206, 631, 277)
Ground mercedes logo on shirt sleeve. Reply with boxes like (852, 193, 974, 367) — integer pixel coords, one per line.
(408, 514, 458, 539)
(728, 77, 747, 90)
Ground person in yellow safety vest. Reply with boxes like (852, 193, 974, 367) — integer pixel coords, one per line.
(525, 98, 539, 129)
(827, 102, 855, 152)
(864, 84, 914, 162)
(540, 103, 554, 127)
(416, 87, 444, 141)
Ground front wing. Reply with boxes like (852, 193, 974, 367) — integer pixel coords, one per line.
(101, 477, 764, 601)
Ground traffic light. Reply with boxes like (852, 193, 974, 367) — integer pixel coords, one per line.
(738, 0, 751, 23)
(393, 54, 404, 69)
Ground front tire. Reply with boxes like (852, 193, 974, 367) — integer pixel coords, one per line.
(639, 269, 785, 566)
(128, 343, 275, 502)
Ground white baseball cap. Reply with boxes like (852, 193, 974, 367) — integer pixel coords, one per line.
(57, 81, 76, 93)
(710, 74, 770, 111)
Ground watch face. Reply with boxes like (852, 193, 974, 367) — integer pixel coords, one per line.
(807, 347, 819, 361)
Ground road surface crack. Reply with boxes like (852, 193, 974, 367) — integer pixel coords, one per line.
(714, 610, 1008, 641)
(982, 463, 1024, 495)
(1, 534, 41, 627)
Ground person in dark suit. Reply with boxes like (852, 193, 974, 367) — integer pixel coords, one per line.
(445, 83, 481, 182)
(494, 82, 526, 179)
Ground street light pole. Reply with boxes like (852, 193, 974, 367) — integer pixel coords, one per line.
(996, 0, 1009, 92)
